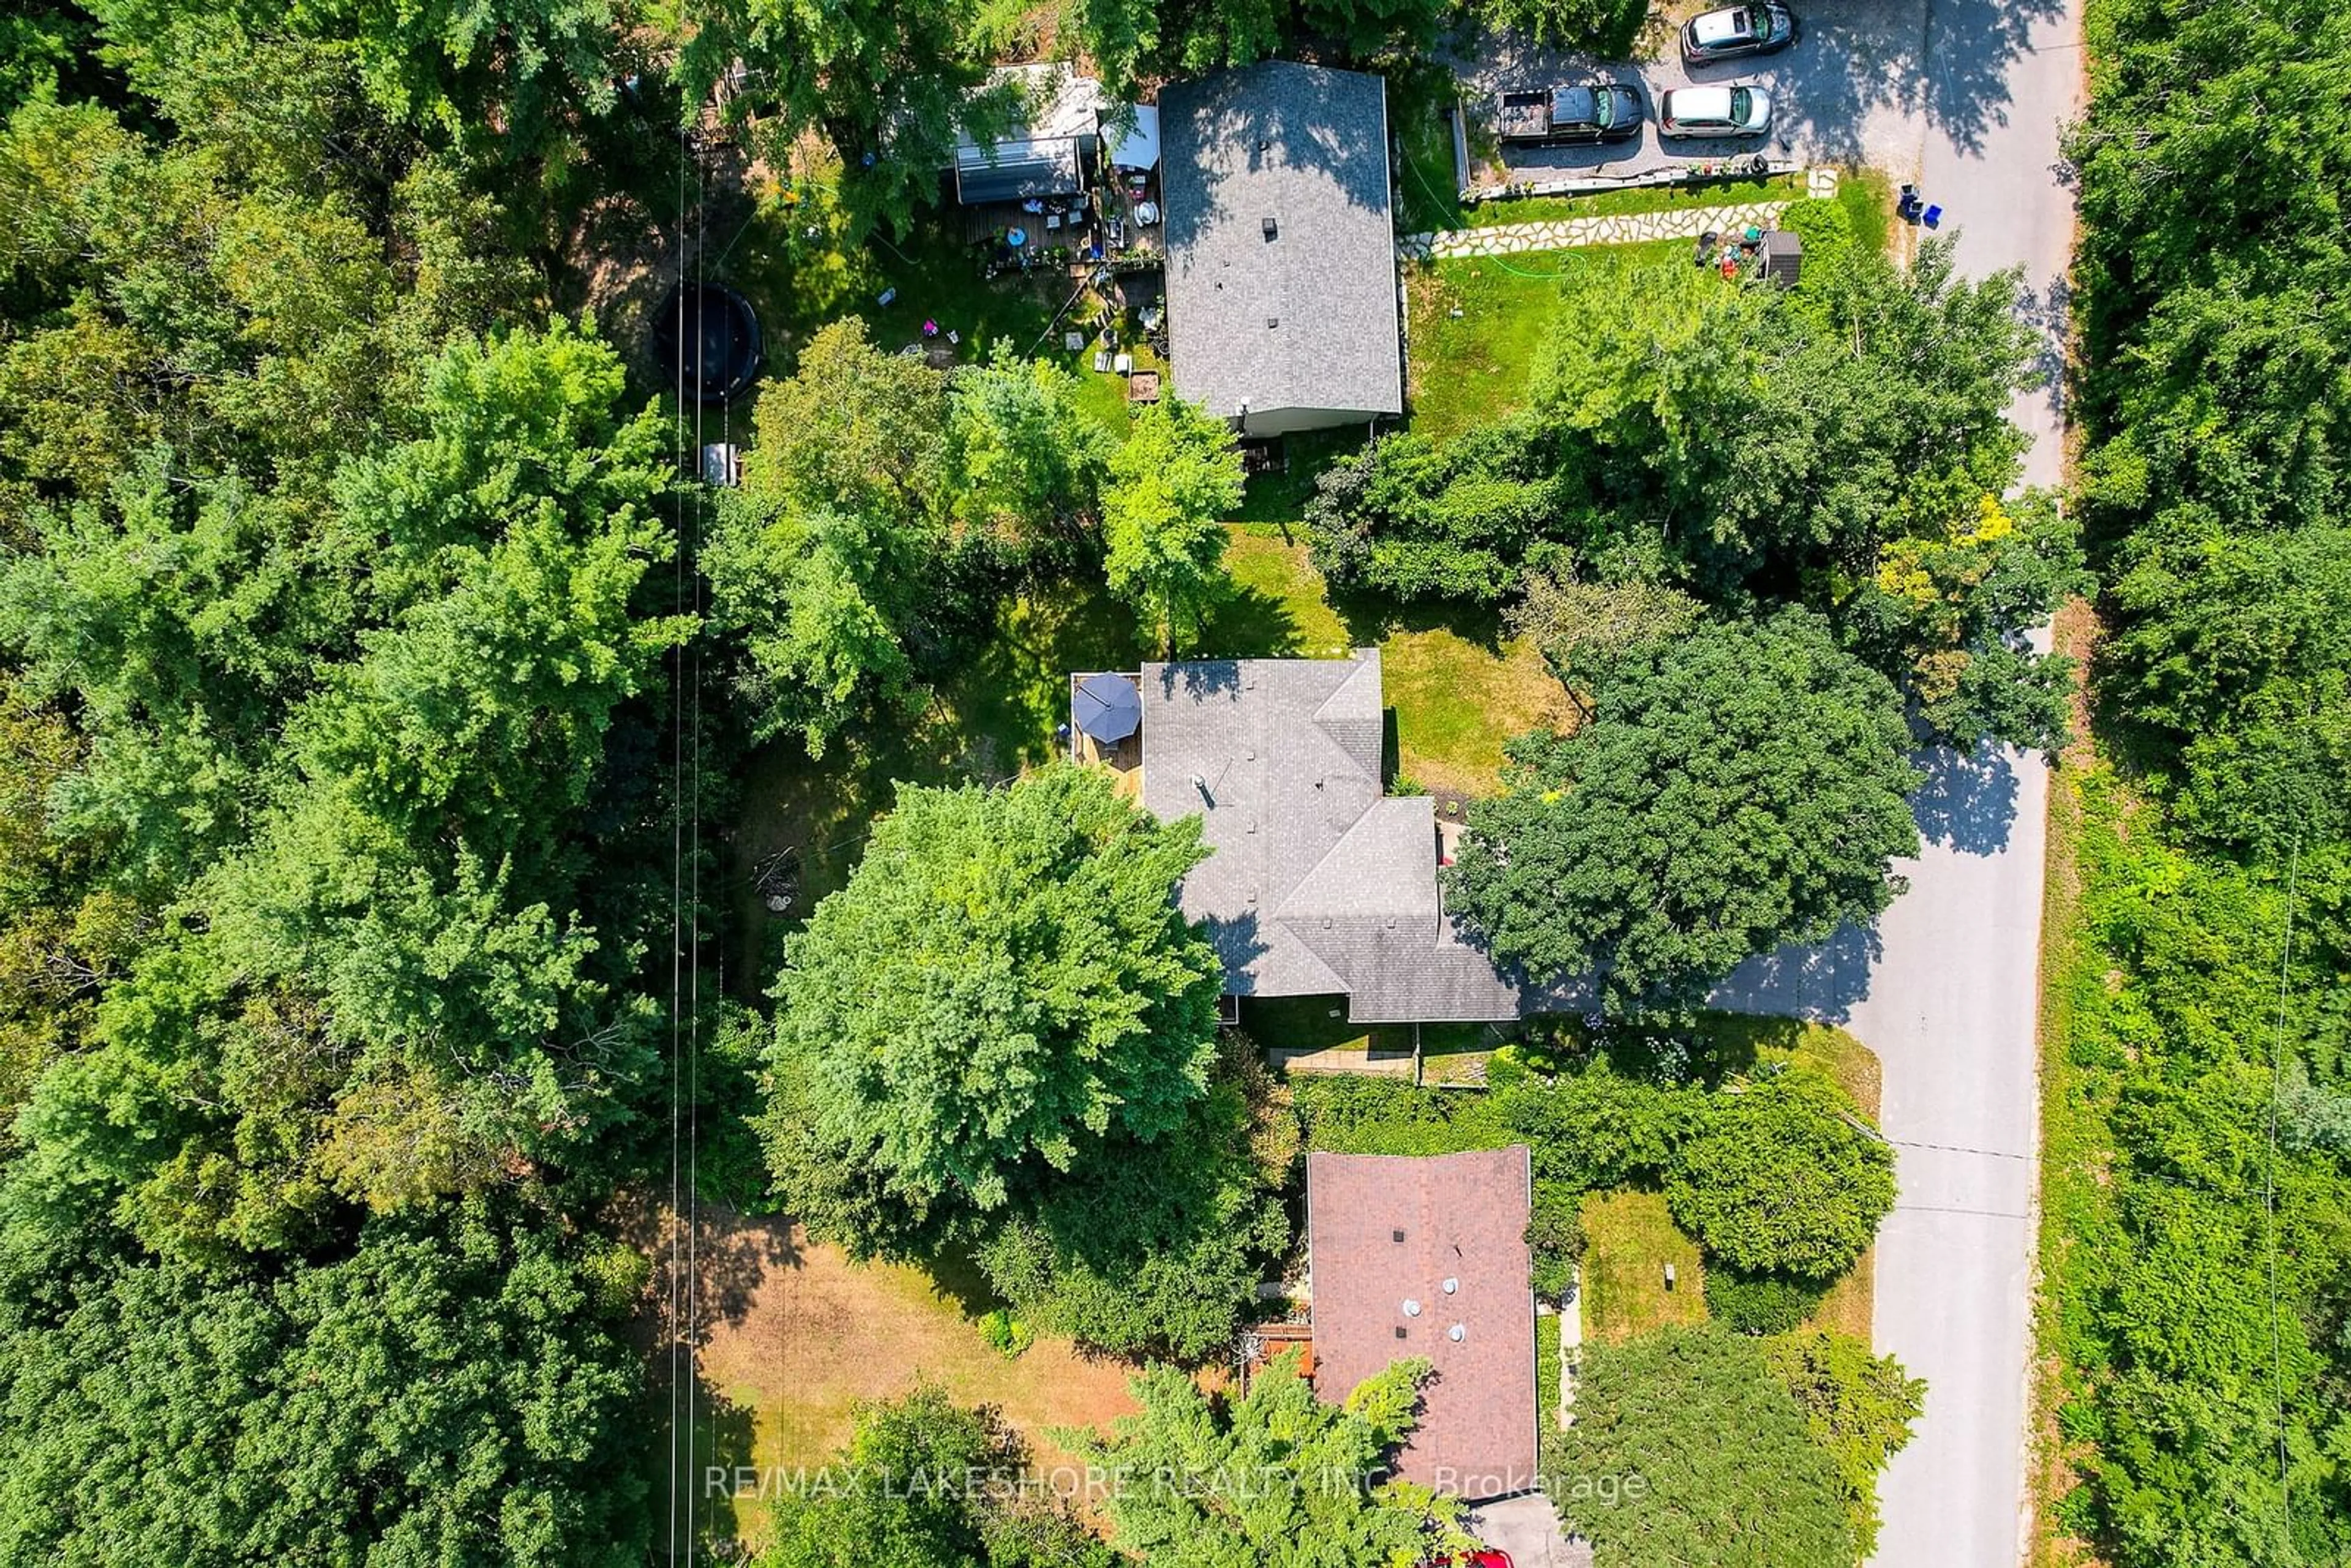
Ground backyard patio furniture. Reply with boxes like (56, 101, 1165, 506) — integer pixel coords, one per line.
(1073, 673, 1143, 743)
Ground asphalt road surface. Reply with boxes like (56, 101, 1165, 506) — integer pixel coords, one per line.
(1705, 0, 2086, 1563)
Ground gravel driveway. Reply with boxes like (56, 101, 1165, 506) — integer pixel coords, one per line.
(1445, 0, 2058, 186)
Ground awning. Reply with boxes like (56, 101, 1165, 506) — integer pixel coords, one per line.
(1103, 104, 1159, 171)
(1073, 673, 1142, 742)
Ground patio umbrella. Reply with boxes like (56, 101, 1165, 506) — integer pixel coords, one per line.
(1073, 673, 1142, 743)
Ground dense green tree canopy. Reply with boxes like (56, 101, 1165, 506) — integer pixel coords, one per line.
(973, 1040, 1291, 1359)
(1664, 1070, 1897, 1280)
(2042, 0, 2351, 1551)
(1102, 397, 1245, 655)
(0, 1201, 649, 1568)
(1761, 1329, 1924, 1556)
(1549, 1326, 1856, 1566)
(1069, 1352, 1473, 1567)
(763, 764, 1224, 1229)
(756, 1387, 1112, 1568)
(1446, 612, 1922, 1011)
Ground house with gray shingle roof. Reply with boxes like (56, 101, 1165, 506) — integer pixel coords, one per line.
(1138, 651, 1521, 1023)
(1158, 62, 1404, 437)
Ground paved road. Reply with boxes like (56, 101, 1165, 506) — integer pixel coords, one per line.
(1704, 1, 2085, 1565)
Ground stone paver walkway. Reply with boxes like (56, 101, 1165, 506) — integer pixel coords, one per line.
(1401, 199, 1789, 261)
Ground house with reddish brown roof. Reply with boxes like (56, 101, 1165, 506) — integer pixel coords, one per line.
(1305, 1146, 1540, 1500)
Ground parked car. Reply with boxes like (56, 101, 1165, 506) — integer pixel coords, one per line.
(1657, 83, 1774, 138)
(1493, 82, 1644, 146)
(1680, 1, 1799, 63)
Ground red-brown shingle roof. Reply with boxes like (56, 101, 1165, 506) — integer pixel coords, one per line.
(1306, 1147, 1539, 1499)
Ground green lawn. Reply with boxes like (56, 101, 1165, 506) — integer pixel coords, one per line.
(1240, 994, 1412, 1057)
(1213, 529, 1352, 659)
(1537, 1308, 1564, 1431)
(1460, 172, 1800, 230)
(1218, 525, 1572, 798)
(1580, 1190, 1708, 1344)
(1404, 239, 1687, 443)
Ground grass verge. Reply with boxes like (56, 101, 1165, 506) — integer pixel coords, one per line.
(2027, 598, 2107, 1567)
(1579, 1190, 1708, 1343)
(1460, 171, 1801, 230)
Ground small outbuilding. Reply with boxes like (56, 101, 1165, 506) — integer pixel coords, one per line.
(1758, 227, 1804, 286)
(953, 62, 1106, 205)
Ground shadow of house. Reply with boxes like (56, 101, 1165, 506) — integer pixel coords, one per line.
(1160, 62, 1405, 435)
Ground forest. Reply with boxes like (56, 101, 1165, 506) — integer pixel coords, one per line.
(3, 0, 2341, 1560)
(2039, 0, 2351, 1557)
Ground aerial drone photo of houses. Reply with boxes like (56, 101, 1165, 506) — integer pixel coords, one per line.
(1, 0, 2345, 1566)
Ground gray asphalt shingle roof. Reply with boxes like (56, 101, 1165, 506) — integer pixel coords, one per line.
(1159, 62, 1404, 423)
(1139, 652, 1520, 1022)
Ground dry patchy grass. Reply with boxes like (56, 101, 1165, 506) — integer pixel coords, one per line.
(674, 1209, 1141, 1551)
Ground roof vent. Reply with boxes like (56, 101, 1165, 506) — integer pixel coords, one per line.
(1392, 1229, 1406, 1244)
(1394, 1326, 1408, 1339)
(1401, 1299, 1422, 1317)
(1442, 1277, 1459, 1294)
(1262, 215, 1278, 239)
(1448, 1324, 1466, 1343)
(1266, 316, 1280, 329)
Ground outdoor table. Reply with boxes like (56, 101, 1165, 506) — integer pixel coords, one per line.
(1007, 227, 1028, 248)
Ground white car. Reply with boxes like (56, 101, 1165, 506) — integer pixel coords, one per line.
(1657, 84, 1774, 138)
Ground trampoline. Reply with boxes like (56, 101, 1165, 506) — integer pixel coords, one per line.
(653, 282, 763, 403)
(1073, 673, 1142, 743)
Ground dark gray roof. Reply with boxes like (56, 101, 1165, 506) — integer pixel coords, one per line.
(1159, 62, 1404, 423)
(1140, 653, 1520, 1022)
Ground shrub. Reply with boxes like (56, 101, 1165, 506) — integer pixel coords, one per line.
(978, 1308, 1034, 1359)
(1526, 1180, 1586, 1300)
(1665, 1071, 1896, 1281)
(1706, 1269, 1826, 1335)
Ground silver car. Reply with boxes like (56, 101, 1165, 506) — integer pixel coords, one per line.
(1657, 83, 1775, 138)
(1681, 2, 1799, 64)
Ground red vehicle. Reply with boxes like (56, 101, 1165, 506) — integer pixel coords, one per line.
(1423, 1553, 1513, 1568)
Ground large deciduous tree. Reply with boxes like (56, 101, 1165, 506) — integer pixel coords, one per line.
(762, 764, 1224, 1236)
(1761, 1329, 1924, 1558)
(1548, 1325, 1856, 1566)
(755, 1387, 1111, 1568)
(1067, 1352, 1474, 1565)
(1663, 1069, 1896, 1281)
(1446, 611, 1921, 1012)
(1102, 397, 1244, 656)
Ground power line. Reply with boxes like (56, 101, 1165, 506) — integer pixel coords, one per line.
(665, 86, 688, 1566)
